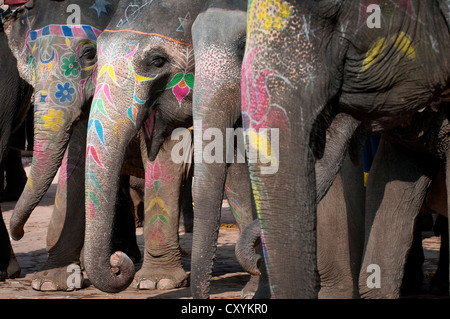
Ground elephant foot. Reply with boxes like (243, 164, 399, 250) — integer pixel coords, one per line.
(31, 264, 84, 291)
(0, 250, 21, 280)
(131, 266, 188, 290)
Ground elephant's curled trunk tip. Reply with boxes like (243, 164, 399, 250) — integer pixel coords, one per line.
(9, 217, 25, 241)
(108, 251, 135, 292)
(235, 219, 262, 276)
(86, 251, 135, 293)
(110, 251, 134, 272)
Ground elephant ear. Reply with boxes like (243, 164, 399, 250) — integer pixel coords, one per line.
(3, 6, 34, 85)
(143, 109, 167, 161)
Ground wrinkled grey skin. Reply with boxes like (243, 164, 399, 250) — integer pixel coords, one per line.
(243, 0, 449, 298)
(0, 25, 33, 281)
(3, 0, 141, 291)
(83, 0, 260, 295)
(83, 0, 206, 293)
(189, 0, 369, 299)
(235, 122, 367, 299)
(190, 0, 254, 299)
(359, 106, 450, 298)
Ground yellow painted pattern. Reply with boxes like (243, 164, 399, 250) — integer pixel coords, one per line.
(363, 32, 416, 71)
(98, 64, 116, 83)
(248, 130, 278, 168)
(392, 32, 416, 60)
(43, 109, 65, 132)
(363, 38, 387, 71)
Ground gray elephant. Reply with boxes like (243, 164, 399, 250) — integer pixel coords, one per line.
(0, 5, 33, 279)
(186, 0, 369, 299)
(189, 0, 258, 298)
(3, 0, 144, 291)
(83, 0, 259, 294)
(242, 0, 449, 298)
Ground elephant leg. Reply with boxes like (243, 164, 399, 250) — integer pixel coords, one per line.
(318, 151, 365, 299)
(31, 118, 87, 291)
(224, 161, 264, 299)
(111, 174, 142, 264)
(400, 222, 425, 295)
(129, 176, 145, 227)
(132, 137, 192, 290)
(179, 175, 193, 233)
(359, 136, 438, 298)
(0, 207, 20, 280)
(224, 162, 255, 230)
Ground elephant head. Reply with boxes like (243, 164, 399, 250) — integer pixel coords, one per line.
(189, 0, 249, 298)
(83, 0, 204, 293)
(242, 0, 450, 298)
(4, 0, 119, 240)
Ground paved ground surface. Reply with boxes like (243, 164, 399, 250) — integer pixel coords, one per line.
(0, 158, 446, 299)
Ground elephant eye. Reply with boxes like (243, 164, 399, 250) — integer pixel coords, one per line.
(81, 46, 96, 62)
(150, 57, 166, 68)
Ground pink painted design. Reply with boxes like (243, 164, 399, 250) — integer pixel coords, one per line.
(145, 158, 175, 193)
(94, 83, 114, 105)
(241, 46, 290, 139)
(49, 24, 64, 37)
(123, 44, 138, 59)
(32, 140, 51, 174)
(71, 25, 87, 38)
(98, 44, 104, 57)
(86, 144, 104, 168)
(172, 84, 190, 104)
(145, 157, 175, 248)
(88, 198, 96, 221)
(165, 73, 194, 106)
(58, 154, 75, 189)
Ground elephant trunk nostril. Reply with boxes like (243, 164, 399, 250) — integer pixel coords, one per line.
(9, 223, 24, 241)
(235, 219, 263, 276)
(109, 251, 134, 282)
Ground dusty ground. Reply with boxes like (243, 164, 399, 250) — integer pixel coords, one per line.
(0, 158, 445, 300)
(0, 160, 249, 299)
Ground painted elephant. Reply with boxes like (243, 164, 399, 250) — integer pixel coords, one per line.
(3, 0, 144, 291)
(187, 0, 370, 299)
(82, 0, 204, 293)
(83, 0, 259, 294)
(0, 10, 33, 280)
(189, 0, 258, 299)
(242, 0, 450, 298)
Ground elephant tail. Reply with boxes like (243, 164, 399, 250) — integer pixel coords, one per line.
(235, 219, 262, 276)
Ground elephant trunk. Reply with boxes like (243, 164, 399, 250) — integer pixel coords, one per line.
(83, 112, 136, 293)
(190, 36, 244, 297)
(191, 148, 228, 298)
(9, 105, 71, 240)
(235, 219, 262, 276)
(315, 113, 361, 202)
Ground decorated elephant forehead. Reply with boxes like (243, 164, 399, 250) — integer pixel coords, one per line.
(105, 0, 203, 44)
(25, 24, 102, 48)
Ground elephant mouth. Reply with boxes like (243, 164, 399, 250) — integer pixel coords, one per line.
(144, 108, 156, 144)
